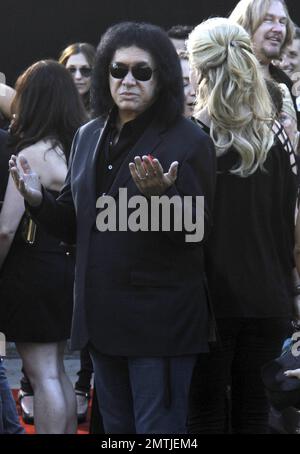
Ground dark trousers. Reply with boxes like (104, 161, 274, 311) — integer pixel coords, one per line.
(75, 345, 94, 392)
(188, 317, 290, 434)
(89, 347, 197, 434)
(89, 384, 105, 434)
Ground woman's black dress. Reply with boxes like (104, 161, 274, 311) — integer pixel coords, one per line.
(0, 191, 74, 343)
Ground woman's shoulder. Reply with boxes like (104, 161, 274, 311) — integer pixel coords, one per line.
(18, 140, 67, 190)
(18, 140, 65, 165)
(19, 139, 62, 155)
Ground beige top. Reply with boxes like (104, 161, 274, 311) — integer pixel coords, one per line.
(279, 83, 297, 122)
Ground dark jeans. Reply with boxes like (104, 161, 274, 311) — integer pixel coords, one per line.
(0, 359, 25, 434)
(75, 345, 94, 393)
(188, 317, 290, 434)
(89, 384, 105, 434)
(89, 347, 197, 434)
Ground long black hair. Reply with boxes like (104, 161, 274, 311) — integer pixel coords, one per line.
(9, 60, 87, 160)
(92, 22, 184, 126)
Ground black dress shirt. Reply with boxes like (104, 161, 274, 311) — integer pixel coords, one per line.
(96, 104, 158, 198)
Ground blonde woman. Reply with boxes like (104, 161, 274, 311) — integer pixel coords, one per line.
(187, 18, 298, 434)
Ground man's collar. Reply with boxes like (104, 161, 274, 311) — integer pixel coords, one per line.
(109, 101, 159, 133)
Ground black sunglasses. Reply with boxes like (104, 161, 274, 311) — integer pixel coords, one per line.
(109, 63, 156, 81)
(67, 67, 92, 78)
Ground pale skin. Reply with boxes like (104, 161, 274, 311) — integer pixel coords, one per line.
(181, 57, 196, 118)
(0, 83, 15, 118)
(0, 172, 25, 269)
(129, 155, 178, 198)
(280, 38, 300, 78)
(284, 369, 300, 379)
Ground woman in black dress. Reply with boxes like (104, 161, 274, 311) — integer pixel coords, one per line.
(187, 18, 298, 433)
(0, 60, 86, 433)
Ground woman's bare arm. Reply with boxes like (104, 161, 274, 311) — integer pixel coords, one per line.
(0, 83, 15, 119)
(0, 174, 25, 269)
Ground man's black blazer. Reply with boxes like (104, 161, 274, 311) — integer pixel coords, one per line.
(32, 115, 216, 356)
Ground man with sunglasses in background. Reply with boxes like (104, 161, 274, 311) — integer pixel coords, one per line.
(9, 22, 216, 434)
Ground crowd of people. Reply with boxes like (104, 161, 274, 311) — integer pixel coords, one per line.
(1, 0, 300, 435)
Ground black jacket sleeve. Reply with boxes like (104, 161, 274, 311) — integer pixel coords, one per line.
(161, 133, 216, 246)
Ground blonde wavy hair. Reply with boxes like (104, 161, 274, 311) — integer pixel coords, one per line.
(229, 0, 294, 52)
(187, 17, 274, 177)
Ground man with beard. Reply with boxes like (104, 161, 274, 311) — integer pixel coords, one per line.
(229, 0, 299, 127)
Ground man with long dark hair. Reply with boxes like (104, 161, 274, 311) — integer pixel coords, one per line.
(9, 22, 216, 434)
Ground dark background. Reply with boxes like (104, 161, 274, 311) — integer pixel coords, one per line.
(1, 0, 299, 85)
